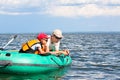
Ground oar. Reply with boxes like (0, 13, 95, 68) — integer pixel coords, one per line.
(0, 35, 17, 50)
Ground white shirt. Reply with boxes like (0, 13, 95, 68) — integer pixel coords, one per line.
(47, 35, 60, 51)
(31, 43, 41, 50)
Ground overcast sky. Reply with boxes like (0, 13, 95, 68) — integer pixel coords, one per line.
(0, 0, 120, 33)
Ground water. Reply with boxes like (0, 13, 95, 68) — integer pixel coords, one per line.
(0, 32, 120, 80)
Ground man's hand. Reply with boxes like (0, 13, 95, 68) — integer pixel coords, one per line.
(63, 49, 69, 55)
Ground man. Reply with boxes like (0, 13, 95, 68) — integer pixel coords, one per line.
(47, 29, 69, 55)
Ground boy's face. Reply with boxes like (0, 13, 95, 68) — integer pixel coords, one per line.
(41, 38, 48, 45)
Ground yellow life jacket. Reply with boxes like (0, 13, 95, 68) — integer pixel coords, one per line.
(21, 39, 41, 54)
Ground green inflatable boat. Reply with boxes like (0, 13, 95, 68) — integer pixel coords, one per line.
(0, 50, 72, 74)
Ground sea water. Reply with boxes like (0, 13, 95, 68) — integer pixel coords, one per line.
(0, 32, 120, 80)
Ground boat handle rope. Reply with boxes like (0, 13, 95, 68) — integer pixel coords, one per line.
(0, 61, 12, 68)
(0, 63, 11, 68)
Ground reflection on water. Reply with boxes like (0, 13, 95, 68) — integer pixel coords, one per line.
(0, 67, 70, 80)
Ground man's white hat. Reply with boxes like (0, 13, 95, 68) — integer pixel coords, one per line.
(52, 29, 63, 38)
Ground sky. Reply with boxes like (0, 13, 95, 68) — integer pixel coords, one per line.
(0, 0, 120, 33)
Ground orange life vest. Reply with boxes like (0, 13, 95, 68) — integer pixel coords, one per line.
(20, 39, 43, 54)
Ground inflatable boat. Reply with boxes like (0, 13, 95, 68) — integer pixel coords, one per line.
(0, 50, 72, 74)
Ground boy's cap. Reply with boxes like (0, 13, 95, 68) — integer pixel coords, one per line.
(37, 33, 48, 40)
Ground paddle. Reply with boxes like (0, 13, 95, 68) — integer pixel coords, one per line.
(0, 35, 17, 50)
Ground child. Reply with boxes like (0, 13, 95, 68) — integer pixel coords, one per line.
(19, 33, 49, 54)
